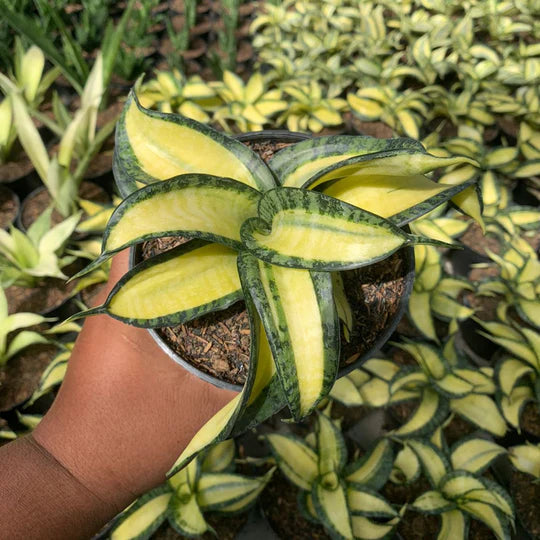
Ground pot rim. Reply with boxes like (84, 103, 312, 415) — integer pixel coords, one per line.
(124, 130, 415, 391)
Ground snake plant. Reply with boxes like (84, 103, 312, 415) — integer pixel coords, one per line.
(475, 316, 539, 431)
(266, 406, 402, 539)
(138, 70, 218, 124)
(508, 443, 540, 480)
(389, 338, 507, 437)
(330, 357, 401, 408)
(109, 439, 273, 539)
(403, 438, 514, 540)
(474, 235, 539, 328)
(409, 245, 475, 342)
(72, 92, 479, 476)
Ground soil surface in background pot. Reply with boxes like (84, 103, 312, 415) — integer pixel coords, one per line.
(4, 260, 83, 315)
(0, 343, 57, 412)
(511, 468, 540, 538)
(261, 471, 330, 540)
(0, 185, 19, 229)
(20, 181, 110, 230)
(139, 137, 410, 386)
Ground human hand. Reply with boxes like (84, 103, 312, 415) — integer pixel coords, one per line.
(33, 249, 237, 513)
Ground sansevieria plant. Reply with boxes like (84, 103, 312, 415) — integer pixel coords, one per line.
(266, 405, 402, 540)
(109, 439, 273, 538)
(72, 90, 480, 476)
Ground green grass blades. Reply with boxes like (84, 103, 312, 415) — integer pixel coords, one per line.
(238, 252, 338, 419)
(241, 188, 448, 271)
(78, 240, 242, 328)
(269, 134, 424, 188)
(114, 90, 276, 197)
(72, 174, 261, 281)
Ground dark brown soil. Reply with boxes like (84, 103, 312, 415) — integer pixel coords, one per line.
(0, 145, 35, 183)
(344, 112, 394, 138)
(460, 222, 501, 257)
(20, 181, 110, 230)
(0, 344, 57, 411)
(520, 403, 540, 439)
(261, 471, 330, 540)
(152, 512, 248, 539)
(462, 291, 501, 322)
(5, 276, 77, 315)
(511, 469, 540, 538)
(0, 185, 19, 229)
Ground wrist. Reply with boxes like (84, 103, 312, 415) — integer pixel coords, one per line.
(0, 435, 118, 539)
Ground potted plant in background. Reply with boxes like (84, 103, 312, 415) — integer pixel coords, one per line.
(70, 91, 480, 478)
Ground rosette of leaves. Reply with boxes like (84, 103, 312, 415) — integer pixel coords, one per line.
(404, 438, 514, 539)
(277, 80, 347, 133)
(266, 408, 401, 539)
(347, 86, 428, 140)
(425, 85, 496, 128)
(408, 245, 475, 342)
(475, 318, 539, 430)
(388, 339, 507, 437)
(137, 70, 219, 123)
(109, 440, 273, 538)
(210, 71, 288, 132)
(508, 443, 540, 480)
(330, 357, 401, 408)
(0, 38, 59, 111)
(486, 87, 540, 129)
(390, 431, 505, 485)
(0, 208, 81, 288)
(437, 125, 519, 218)
(72, 91, 479, 475)
(474, 236, 539, 327)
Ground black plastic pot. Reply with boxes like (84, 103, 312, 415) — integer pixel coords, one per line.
(127, 130, 415, 392)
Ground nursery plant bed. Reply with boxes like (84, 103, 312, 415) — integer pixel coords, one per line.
(131, 131, 414, 391)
